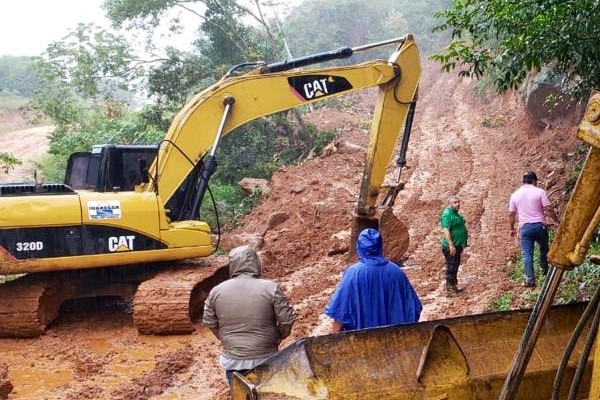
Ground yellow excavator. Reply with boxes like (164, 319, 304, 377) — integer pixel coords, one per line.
(0, 35, 421, 337)
(229, 93, 600, 399)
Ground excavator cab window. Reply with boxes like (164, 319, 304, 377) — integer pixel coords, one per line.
(65, 152, 101, 190)
(65, 145, 158, 192)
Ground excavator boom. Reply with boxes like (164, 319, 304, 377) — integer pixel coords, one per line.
(147, 36, 420, 215)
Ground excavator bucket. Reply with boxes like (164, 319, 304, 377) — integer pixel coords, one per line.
(349, 207, 410, 264)
(230, 302, 592, 400)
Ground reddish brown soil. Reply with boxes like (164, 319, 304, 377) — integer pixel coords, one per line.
(0, 361, 12, 400)
(0, 65, 581, 399)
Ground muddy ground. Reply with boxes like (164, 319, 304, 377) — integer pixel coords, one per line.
(0, 64, 582, 399)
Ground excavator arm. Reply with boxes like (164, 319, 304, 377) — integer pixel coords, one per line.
(145, 35, 421, 230)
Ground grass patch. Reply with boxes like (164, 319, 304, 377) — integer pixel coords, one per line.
(490, 292, 513, 311)
(482, 113, 507, 128)
(0, 274, 23, 284)
(494, 227, 600, 311)
(0, 94, 28, 109)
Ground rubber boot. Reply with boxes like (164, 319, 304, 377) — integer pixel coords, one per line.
(452, 278, 463, 293)
(446, 283, 463, 297)
(446, 283, 457, 297)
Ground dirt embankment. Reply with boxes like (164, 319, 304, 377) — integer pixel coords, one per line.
(0, 66, 581, 399)
(0, 125, 53, 183)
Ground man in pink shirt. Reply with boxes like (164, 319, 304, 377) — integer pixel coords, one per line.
(509, 170, 557, 287)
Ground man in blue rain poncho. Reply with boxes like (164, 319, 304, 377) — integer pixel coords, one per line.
(325, 228, 422, 332)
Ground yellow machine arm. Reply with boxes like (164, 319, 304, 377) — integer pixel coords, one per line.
(145, 36, 421, 222)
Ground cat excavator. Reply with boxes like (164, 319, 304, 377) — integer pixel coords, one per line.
(0, 35, 421, 337)
(228, 93, 600, 399)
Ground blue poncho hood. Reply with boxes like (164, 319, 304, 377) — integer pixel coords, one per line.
(356, 228, 388, 266)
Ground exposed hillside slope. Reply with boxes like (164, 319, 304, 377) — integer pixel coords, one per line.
(0, 125, 52, 183)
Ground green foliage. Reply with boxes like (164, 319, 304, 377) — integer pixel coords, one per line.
(0, 152, 22, 175)
(147, 49, 213, 107)
(28, 81, 84, 128)
(502, 227, 600, 309)
(0, 56, 40, 96)
(313, 127, 337, 155)
(36, 23, 141, 100)
(199, 0, 262, 64)
(103, 0, 177, 29)
(40, 110, 163, 181)
(432, 0, 600, 98)
(284, 0, 450, 59)
(35, 154, 68, 183)
(199, 181, 263, 231)
(216, 117, 336, 184)
(489, 292, 513, 312)
(49, 114, 162, 155)
(557, 231, 600, 303)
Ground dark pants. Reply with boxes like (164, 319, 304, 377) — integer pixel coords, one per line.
(519, 222, 549, 284)
(442, 246, 463, 287)
(225, 369, 249, 387)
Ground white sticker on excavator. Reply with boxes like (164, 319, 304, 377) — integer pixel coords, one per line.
(87, 200, 122, 220)
(108, 235, 134, 252)
(303, 78, 329, 99)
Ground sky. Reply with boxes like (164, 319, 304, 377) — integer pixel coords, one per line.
(0, 0, 109, 56)
(0, 0, 199, 57)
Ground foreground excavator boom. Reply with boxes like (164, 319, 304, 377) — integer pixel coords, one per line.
(0, 35, 420, 337)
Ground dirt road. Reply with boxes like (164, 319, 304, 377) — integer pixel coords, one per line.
(0, 67, 580, 399)
(0, 126, 52, 183)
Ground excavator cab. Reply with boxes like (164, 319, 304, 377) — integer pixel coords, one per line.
(65, 144, 158, 192)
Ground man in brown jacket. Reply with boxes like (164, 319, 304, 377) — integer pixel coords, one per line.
(203, 246, 295, 386)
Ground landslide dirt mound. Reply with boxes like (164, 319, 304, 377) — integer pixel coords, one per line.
(226, 62, 580, 328)
(0, 65, 581, 399)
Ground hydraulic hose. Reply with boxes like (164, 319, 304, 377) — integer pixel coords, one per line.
(551, 283, 600, 399)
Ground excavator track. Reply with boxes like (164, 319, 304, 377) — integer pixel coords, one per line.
(0, 269, 139, 338)
(133, 255, 229, 335)
(0, 273, 65, 338)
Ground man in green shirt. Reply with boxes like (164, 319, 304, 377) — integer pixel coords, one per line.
(440, 195, 468, 295)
